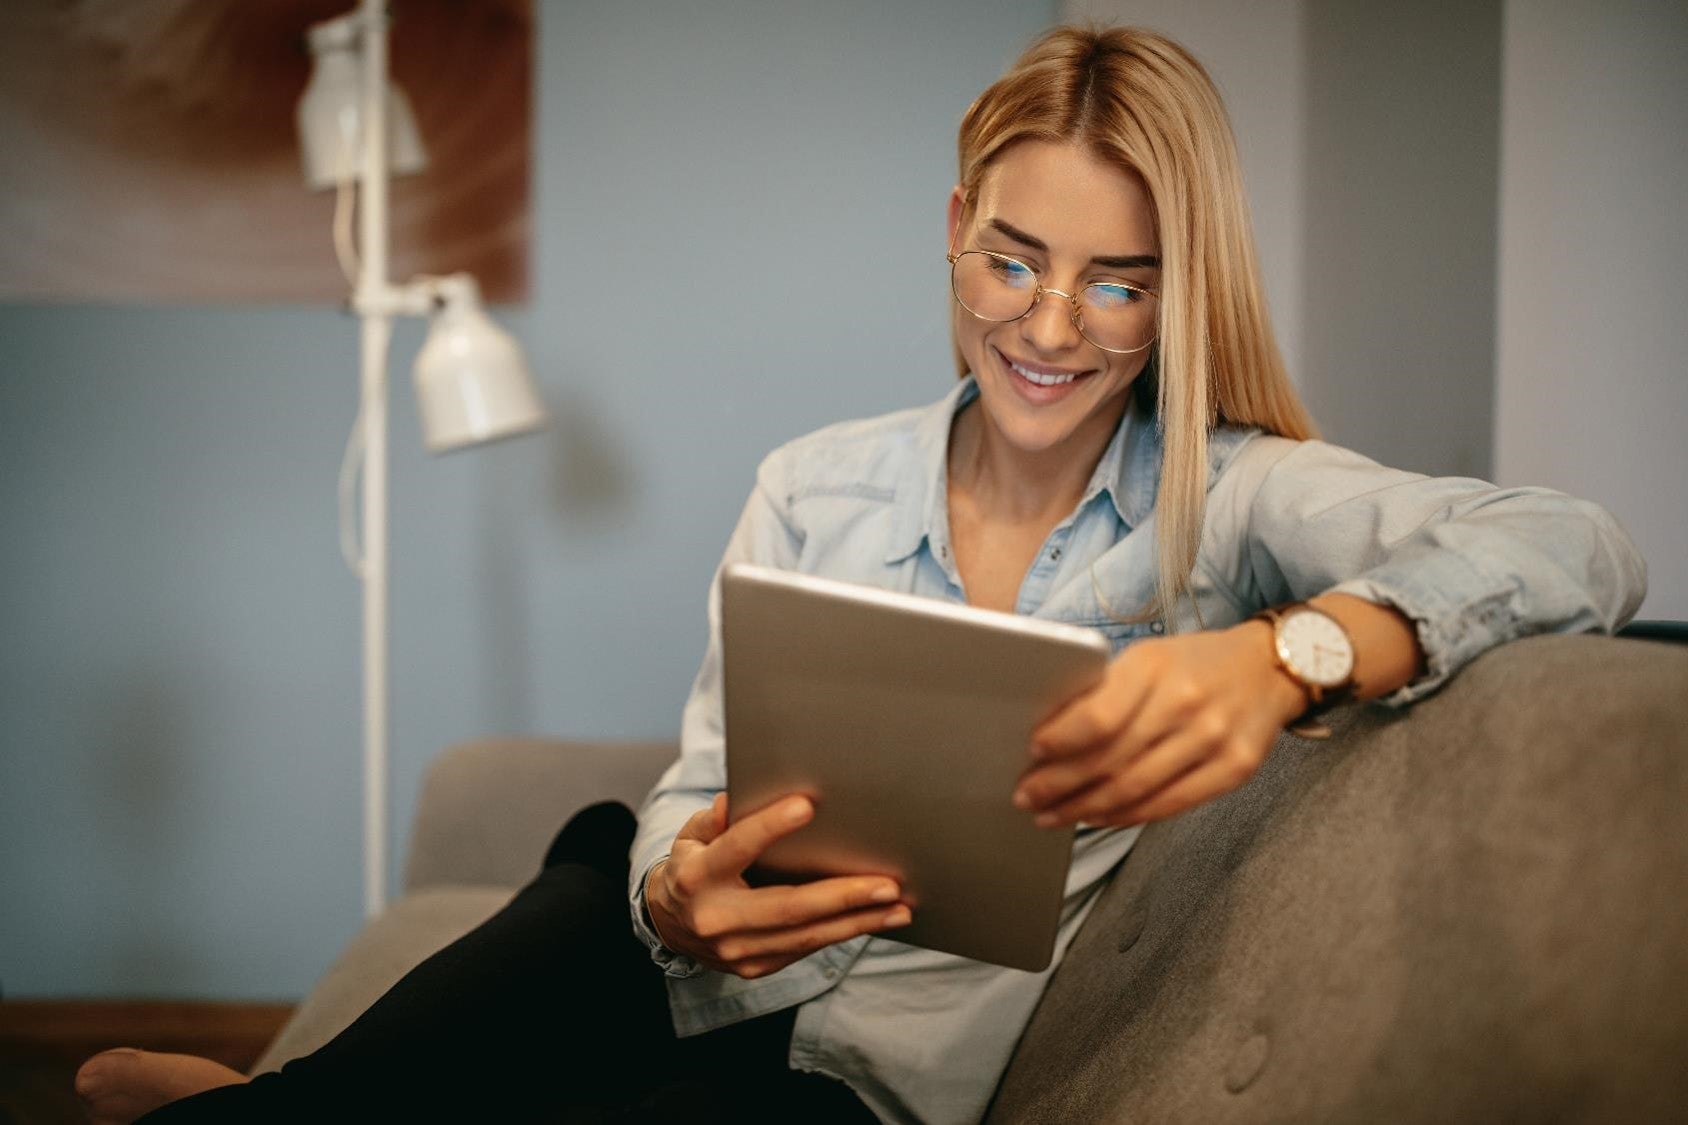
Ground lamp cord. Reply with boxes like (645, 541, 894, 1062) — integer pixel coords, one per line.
(334, 116, 365, 578)
(332, 123, 360, 284)
(338, 405, 367, 579)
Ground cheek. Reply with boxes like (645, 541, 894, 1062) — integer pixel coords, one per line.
(952, 304, 988, 360)
(1108, 349, 1152, 386)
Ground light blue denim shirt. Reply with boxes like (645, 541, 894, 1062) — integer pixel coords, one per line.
(631, 376, 1645, 1124)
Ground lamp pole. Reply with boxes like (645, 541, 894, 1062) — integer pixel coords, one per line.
(354, 0, 392, 918)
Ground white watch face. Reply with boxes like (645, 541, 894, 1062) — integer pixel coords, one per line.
(1277, 609, 1355, 688)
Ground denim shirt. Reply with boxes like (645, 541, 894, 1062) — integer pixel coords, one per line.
(630, 377, 1645, 1124)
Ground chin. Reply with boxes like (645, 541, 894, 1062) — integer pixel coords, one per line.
(975, 383, 1113, 456)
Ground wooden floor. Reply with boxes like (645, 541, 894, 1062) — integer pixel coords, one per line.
(0, 1001, 292, 1125)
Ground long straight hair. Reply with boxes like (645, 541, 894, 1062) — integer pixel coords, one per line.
(953, 26, 1316, 624)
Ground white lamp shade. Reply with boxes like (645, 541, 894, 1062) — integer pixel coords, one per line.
(413, 289, 548, 453)
(297, 19, 427, 190)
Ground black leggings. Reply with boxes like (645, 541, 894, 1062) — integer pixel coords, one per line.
(139, 803, 875, 1122)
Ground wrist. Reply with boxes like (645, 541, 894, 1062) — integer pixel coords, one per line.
(1311, 593, 1425, 702)
(1250, 601, 1364, 739)
(1236, 618, 1314, 724)
(644, 860, 681, 947)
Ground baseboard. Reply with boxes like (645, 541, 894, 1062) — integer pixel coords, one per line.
(0, 1000, 295, 1122)
(0, 999, 293, 1069)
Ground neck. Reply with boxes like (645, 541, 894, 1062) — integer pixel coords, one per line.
(949, 394, 1128, 522)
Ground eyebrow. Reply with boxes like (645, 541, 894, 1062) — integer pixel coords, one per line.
(987, 218, 1160, 270)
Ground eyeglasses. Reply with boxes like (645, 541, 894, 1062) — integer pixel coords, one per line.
(947, 249, 1158, 355)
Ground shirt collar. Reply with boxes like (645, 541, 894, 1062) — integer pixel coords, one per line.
(883, 377, 1161, 566)
(1107, 394, 1162, 531)
(884, 377, 976, 565)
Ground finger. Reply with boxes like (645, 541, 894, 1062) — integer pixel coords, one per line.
(667, 798, 727, 872)
(1014, 746, 1114, 813)
(730, 954, 803, 980)
(1032, 726, 1214, 827)
(700, 796, 815, 881)
(720, 875, 903, 933)
(675, 795, 729, 846)
(1033, 670, 1151, 759)
(1109, 753, 1260, 826)
(714, 903, 914, 969)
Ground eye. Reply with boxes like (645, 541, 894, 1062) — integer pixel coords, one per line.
(1083, 282, 1144, 310)
(986, 256, 1036, 289)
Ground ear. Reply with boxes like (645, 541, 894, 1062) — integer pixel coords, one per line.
(946, 185, 966, 256)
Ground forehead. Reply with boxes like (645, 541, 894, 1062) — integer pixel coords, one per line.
(972, 140, 1158, 255)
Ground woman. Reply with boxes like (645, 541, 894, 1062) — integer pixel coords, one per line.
(79, 25, 1644, 1125)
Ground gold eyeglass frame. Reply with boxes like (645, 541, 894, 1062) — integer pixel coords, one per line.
(946, 249, 1159, 355)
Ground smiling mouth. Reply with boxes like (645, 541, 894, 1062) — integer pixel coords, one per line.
(999, 350, 1093, 387)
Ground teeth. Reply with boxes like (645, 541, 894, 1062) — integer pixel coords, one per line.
(1009, 359, 1079, 386)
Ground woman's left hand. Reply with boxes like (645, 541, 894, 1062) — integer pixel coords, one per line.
(1014, 620, 1309, 829)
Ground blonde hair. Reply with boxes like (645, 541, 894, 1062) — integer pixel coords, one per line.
(954, 25, 1317, 624)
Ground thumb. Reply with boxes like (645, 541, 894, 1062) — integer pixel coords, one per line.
(676, 793, 730, 845)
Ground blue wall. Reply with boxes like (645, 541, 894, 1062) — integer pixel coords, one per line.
(0, 0, 1056, 999)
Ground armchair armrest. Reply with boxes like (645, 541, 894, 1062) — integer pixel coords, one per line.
(402, 738, 676, 893)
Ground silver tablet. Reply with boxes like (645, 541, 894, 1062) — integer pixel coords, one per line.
(721, 563, 1110, 972)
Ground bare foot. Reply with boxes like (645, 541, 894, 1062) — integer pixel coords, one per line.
(75, 1048, 248, 1125)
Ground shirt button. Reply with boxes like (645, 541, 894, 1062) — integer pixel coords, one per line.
(1049, 547, 1062, 561)
(1150, 620, 1166, 634)
(822, 966, 839, 980)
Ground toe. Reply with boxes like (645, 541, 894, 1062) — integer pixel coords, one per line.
(75, 1048, 140, 1098)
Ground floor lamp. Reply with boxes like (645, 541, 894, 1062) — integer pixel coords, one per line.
(297, 0, 548, 917)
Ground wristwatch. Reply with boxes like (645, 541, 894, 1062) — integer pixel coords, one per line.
(1253, 603, 1358, 739)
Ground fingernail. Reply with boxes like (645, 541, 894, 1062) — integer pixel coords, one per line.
(870, 884, 898, 903)
(785, 800, 810, 824)
(1034, 812, 1060, 828)
(1012, 789, 1032, 809)
(885, 907, 912, 927)
(1028, 743, 1046, 761)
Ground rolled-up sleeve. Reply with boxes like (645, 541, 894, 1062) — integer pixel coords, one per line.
(628, 459, 805, 973)
(1235, 437, 1648, 705)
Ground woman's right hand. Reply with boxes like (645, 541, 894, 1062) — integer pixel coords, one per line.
(645, 793, 912, 979)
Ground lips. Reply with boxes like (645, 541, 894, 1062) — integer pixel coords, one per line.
(995, 348, 1095, 397)
(1011, 361, 1078, 386)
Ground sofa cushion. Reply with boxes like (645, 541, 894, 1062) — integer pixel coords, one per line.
(988, 635, 1688, 1123)
(404, 739, 674, 893)
(250, 887, 514, 1076)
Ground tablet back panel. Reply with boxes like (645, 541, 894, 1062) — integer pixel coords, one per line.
(722, 564, 1109, 972)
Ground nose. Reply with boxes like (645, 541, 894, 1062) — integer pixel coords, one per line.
(1020, 287, 1085, 354)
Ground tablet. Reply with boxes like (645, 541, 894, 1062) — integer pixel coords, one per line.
(721, 563, 1110, 972)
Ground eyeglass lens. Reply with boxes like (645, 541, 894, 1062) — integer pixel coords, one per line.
(951, 251, 1156, 353)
